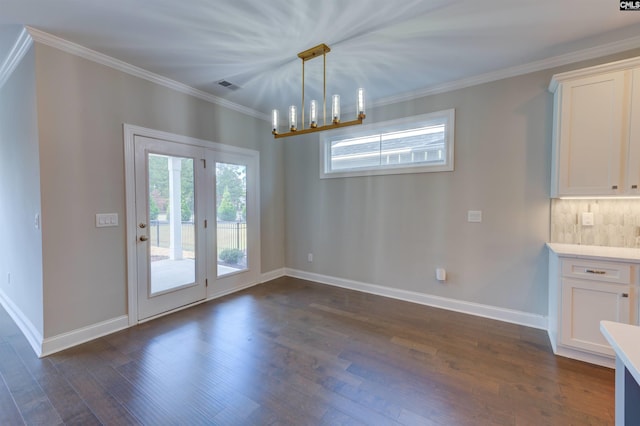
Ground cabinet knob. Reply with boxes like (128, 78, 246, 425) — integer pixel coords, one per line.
(622, 293, 629, 298)
(632, 185, 638, 189)
(585, 269, 606, 275)
(612, 185, 618, 190)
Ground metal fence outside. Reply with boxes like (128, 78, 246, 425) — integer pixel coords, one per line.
(149, 220, 246, 254)
(216, 221, 247, 253)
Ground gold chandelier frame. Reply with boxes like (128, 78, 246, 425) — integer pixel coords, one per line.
(272, 43, 365, 139)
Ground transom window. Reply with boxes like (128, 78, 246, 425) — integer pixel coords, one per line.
(320, 109, 454, 178)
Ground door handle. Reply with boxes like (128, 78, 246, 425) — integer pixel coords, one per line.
(139, 235, 149, 242)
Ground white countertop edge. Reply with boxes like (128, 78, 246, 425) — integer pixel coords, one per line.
(600, 321, 640, 385)
(547, 243, 640, 262)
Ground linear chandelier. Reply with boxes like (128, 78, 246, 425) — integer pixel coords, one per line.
(272, 43, 365, 138)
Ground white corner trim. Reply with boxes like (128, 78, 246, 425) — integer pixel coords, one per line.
(41, 315, 129, 357)
(261, 268, 286, 283)
(373, 34, 640, 109)
(0, 288, 44, 357)
(285, 268, 548, 330)
(0, 27, 34, 90)
(25, 26, 269, 122)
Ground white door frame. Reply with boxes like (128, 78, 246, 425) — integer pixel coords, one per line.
(124, 124, 261, 326)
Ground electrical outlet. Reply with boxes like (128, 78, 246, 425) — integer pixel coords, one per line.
(307, 253, 313, 262)
(467, 210, 482, 223)
(581, 212, 594, 226)
(7, 273, 10, 284)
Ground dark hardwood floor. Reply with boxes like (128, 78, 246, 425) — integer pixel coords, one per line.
(0, 277, 614, 425)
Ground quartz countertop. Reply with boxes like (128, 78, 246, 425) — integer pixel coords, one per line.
(600, 321, 640, 386)
(546, 243, 640, 262)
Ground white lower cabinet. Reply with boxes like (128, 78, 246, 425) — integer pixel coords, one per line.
(561, 278, 631, 356)
(548, 251, 638, 367)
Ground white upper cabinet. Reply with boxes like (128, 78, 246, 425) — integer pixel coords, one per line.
(550, 57, 640, 197)
(627, 68, 640, 196)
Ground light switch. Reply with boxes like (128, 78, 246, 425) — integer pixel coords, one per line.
(96, 213, 118, 228)
(467, 210, 482, 223)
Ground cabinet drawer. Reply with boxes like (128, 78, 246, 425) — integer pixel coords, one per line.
(561, 259, 632, 284)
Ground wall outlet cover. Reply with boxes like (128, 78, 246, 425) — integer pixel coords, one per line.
(581, 212, 594, 226)
(467, 210, 482, 223)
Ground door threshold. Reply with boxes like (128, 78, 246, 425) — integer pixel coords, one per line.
(137, 298, 207, 324)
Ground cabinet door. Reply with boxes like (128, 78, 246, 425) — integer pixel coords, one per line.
(627, 68, 640, 195)
(561, 278, 631, 356)
(556, 71, 627, 196)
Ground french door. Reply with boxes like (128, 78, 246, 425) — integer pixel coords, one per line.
(207, 150, 260, 294)
(134, 136, 207, 320)
(128, 128, 260, 323)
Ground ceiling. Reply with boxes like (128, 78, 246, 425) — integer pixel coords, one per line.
(2, 0, 640, 120)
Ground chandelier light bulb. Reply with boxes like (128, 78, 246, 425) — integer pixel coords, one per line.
(332, 94, 341, 124)
(272, 109, 279, 134)
(309, 100, 318, 128)
(357, 88, 366, 119)
(289, 105, 297, 131)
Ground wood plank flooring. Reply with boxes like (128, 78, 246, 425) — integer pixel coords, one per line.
(0, 277, 614, 425)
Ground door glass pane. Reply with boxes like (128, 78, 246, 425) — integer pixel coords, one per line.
(216, 162, 247, 277)
(148, 153, 195, 295)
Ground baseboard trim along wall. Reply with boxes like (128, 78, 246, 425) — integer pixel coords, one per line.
(2, 267, 547, 356)
(41, 315, 129, 357)
(1, 269, 287, 357)
(261, 268, 286, 283)
(553, 344, 614, 369)
(0, 288, 44, 357)
(284, 268, 548, 331)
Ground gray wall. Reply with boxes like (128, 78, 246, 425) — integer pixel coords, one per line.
(284, 49, 640, 316)
(5, 37, 640, 341)
(0, 46, 44, 335)
(33, 43, 284, 337)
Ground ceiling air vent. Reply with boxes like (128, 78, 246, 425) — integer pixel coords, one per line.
(217, 80, 240, 90)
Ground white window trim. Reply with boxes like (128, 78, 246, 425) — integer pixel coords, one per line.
(320, 109, 455, 179)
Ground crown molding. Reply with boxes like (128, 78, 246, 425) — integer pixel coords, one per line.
(373, 34, 640, 109)
(0, 28, 34, 90)
(25, 26, 269, 122)
(15, 26, 640, 118)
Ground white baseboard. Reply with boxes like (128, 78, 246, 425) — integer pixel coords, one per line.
(554, 345, 614, 369)
(1, 267, 548, 357)
(41, 315, 129, 357)
(285, 268, 548, 330)
(261, 268, 286, 283)
(0, 288, 44, 357)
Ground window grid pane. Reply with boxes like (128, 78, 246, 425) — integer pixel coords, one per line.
(324, 110, 453, 177)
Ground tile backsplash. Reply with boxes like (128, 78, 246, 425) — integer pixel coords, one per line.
(551, 199, 640, 248)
